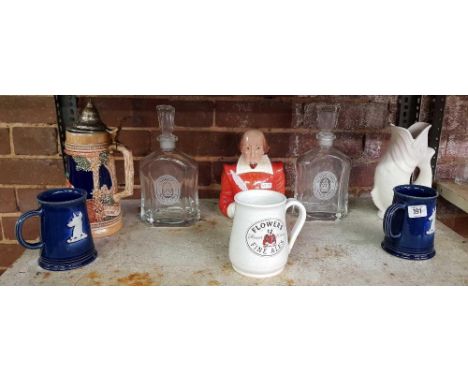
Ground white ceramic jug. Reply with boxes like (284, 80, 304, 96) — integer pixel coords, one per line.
(371, 122, 435, 218)
(229, 190, 307, 278)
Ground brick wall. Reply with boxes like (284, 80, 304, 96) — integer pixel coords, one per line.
(81, 96, 399, 200)
(1, 95, 466, 273)
(0, 96, 65, 273)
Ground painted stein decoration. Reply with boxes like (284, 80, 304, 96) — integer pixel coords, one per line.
(371, 122, 434, 218)
(229, 190, 307, 278)
(16, 188, 97, 271)
(65, 101, 134, 237)
(382, 184, 438, 260)
(219, 129, 286, 218)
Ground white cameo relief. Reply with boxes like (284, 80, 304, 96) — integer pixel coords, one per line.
(67, 212, 88, 243)
(426, 208, 436, 235)
(313, 171, 338, 201)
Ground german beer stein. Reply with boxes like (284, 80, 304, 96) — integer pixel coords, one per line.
(16, 188, 97, 271)
(382, 184, 438, 260)
(65, 101, 134, 237)
(229, 190, 307, 278)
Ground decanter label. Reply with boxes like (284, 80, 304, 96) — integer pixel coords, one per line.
(313, 171, 338, 200)
(155, 175, 181, 206)
(245, 218, 286, 257)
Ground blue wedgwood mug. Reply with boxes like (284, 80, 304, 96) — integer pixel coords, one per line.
(15, 188, 97, 271)
(381, 184, 438, 260)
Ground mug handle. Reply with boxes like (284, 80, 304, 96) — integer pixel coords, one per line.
(15, 209, 44, 250)
(112, 143, 134, 202)
(383, 203, 405, 239)
(285, 199, 307, 253)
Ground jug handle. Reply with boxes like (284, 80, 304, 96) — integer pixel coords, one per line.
(16, 209, 44, 250)
(285, 199, 307, 253)
(112, 143, 134, 202)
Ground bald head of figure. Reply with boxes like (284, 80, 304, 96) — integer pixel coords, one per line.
(239, 129, 270, 168)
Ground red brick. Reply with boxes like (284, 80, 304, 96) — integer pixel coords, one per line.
(197, 161, 212, 186)
(0, 128, 10, 154)
(334, 132, 365, 159)
(442, 96, 468, 133)
(175, 131, 240, 157)
(0, 159, 65, 185)
(0, 96, 56, 124)
(212, 158, 237, 184)
(116, 129, 152, 157)
(216, 101, 293, 129)
(0, 243, 24, 268)
(294, 133, 318, 155)
(13, 127, 58, 155)
(303, 103, 390, 131)
(444, 134, 468, 158)
(79, 97, 136, 127)
(0, 188, 18, 213)
(199, 188, 220, 199)
(349, 162, 377, 188)
(284, 161, 296, 189)
(363, 132, 391, 159)
(264, 133, 295, 157)
(2, 215, 40, 241)
(435, 162, 457, 181)
(80, 97, 214, 128)
(16, 188, 45, 212)
(169, 100, 214, 127)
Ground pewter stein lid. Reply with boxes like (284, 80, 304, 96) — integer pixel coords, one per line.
(68, 100, 108, 133)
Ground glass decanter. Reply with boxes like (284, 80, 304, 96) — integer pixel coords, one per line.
(140, 105, 200, 226)
(295, 105, 351, 220)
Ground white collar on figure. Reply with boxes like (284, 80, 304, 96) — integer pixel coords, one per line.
(236, 155, 273, 175)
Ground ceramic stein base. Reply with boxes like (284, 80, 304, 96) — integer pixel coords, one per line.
(91, 215, 123, 238)
(232, 264, 285, 279)
(381, 242, 436, 261)
(39, 248, 97, 271)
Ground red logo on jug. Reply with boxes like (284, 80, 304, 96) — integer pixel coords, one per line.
(246, 218, 286, 256)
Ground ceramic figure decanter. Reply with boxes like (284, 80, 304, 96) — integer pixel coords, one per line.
(140, 105, 200, 226)
(371, 122, 434, 218)
(65, 101, 134, 237)
(219, 129, 286, 218)
(295, 105, 351, 220)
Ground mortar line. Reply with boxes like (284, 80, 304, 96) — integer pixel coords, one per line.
(8, 126, 14, 155)
(0, 239, 20, 245)
(0, 123, 58, 128)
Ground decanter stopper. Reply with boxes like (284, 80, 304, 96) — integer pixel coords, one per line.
(157, 105, 178, 151)
(316, 104, 339, 147)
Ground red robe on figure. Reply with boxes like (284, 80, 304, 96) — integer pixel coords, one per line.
(219, 154, 286, 217)
(262, 231, 277, 247)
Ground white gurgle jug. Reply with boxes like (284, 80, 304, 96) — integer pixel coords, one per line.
(371, 122, 435, 218)
(229, 190, 306, 278)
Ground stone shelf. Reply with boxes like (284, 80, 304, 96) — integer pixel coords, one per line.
(1, 199, 467, 286)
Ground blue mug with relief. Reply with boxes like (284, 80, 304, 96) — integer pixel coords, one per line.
(16, 188, 97, 271)
(382, 184, 438, 260)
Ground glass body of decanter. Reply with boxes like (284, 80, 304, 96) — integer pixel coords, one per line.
(295, 105, 351, 220)
(140, 105, 200, 226)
